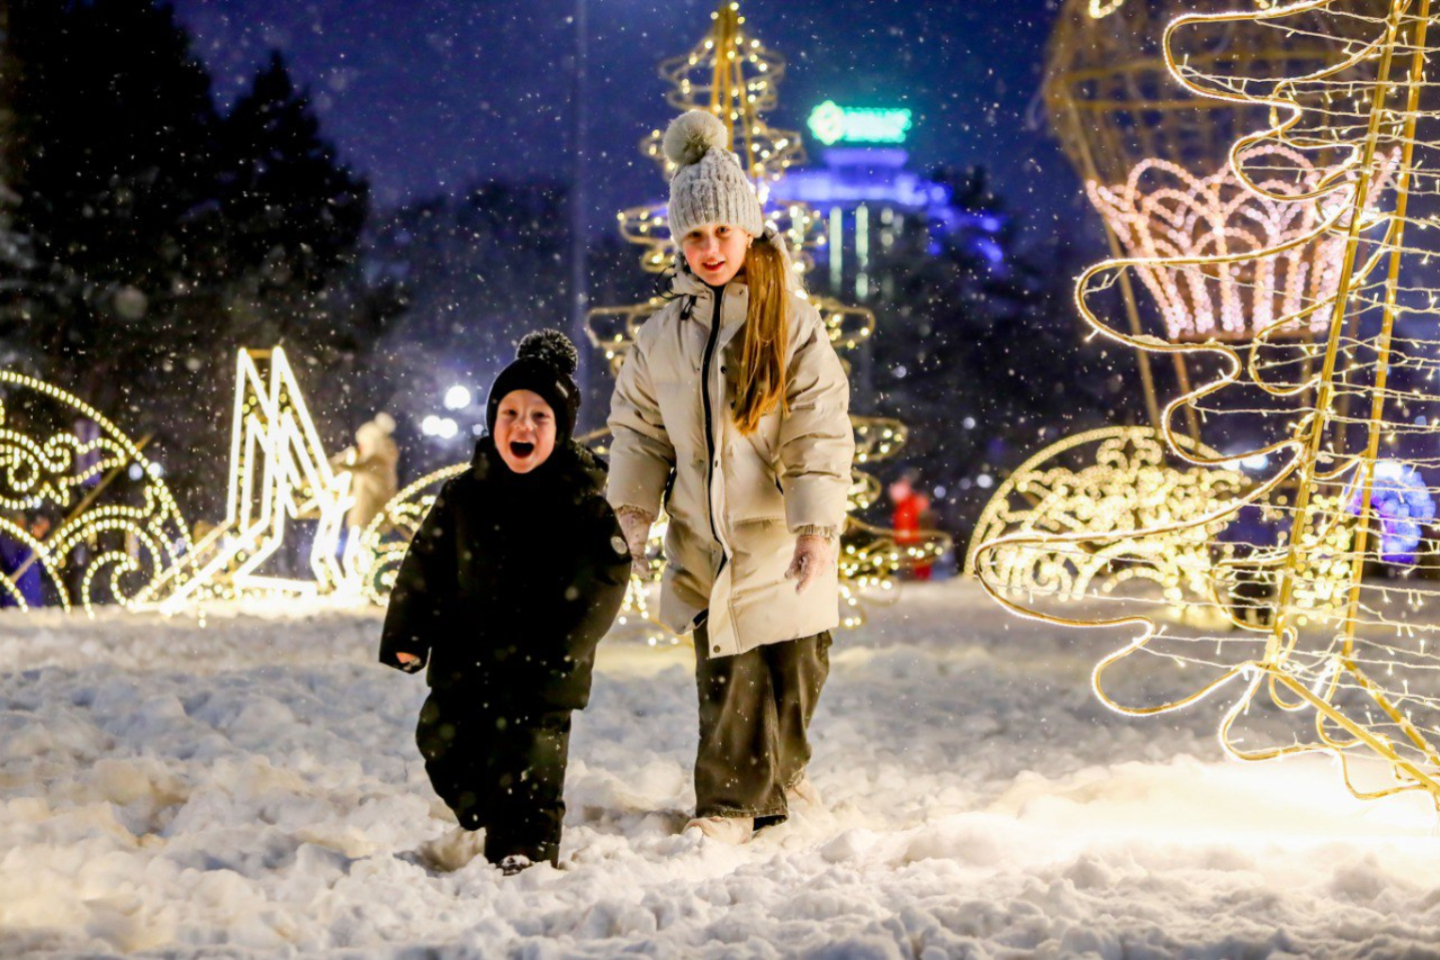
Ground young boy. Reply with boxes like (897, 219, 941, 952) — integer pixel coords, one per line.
(379, 330, 631, 874)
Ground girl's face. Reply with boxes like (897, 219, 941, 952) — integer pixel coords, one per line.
(681, 223, 752, 287)
(493, 389, 557, 474)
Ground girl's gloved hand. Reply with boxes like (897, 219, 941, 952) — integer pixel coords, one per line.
(785, 533, 834, 594)
(616, 506, 656, 580)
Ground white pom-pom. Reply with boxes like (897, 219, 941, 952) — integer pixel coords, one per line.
(663, 110, 727, 168)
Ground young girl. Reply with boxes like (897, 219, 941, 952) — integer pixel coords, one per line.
(607, 110, 855, 843)
(380, 331, 631, 872)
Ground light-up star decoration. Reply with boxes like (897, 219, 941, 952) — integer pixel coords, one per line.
(977, 0, 1440, 808)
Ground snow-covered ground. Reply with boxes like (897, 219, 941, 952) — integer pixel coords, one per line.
(3, 582, 1440, 957)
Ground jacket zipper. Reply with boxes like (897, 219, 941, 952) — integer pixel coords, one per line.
(700, 287, 724, 545)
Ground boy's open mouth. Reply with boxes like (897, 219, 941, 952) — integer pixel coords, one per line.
(509, 441, 535, 458)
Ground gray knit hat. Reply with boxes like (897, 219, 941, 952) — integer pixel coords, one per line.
(664, 110, 766, 241)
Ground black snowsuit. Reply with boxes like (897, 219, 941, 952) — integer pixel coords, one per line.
(379, 437, 630, 867)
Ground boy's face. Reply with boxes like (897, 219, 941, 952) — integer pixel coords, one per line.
(494, 389, 557, 474)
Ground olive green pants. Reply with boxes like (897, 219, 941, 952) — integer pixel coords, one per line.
(693, 624, 832, 825)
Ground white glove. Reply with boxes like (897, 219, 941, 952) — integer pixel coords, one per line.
(784, 533, 834, 595)
(616, 507, 655, 580)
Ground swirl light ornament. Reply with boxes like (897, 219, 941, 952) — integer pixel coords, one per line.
(352, 464, 469, 606)
(966, 427, 1249, 609)
(978, 0, 1440, 807)
(0, 372, 191, 615)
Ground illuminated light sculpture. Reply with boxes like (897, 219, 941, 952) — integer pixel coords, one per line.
(966, 427, 1249, 609)
(978, 0, 1440, 806)
(155, 347, 354, 612)
(967, 0, 1373, 611)
(588, 1, 947, 642)
(1044, 0, 1363, 424)
(0, 371, 192, 615)
(1088, 144, 1394, 341)
(352, 464, 469, 605)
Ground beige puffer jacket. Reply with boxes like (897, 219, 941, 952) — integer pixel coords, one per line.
(607, 271, 854, 657)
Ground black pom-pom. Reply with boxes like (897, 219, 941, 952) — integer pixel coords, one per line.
(517, 329, 579, 377)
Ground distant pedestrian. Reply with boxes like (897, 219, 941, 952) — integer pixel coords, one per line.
(335, 413, 399, 574)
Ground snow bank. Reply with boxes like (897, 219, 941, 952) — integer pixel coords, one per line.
(1, 583, 1437, 956)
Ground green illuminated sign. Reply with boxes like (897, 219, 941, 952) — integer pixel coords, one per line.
(807, 101, 913, 146)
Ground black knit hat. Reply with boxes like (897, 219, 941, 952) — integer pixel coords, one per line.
(486, 330, 582, 441)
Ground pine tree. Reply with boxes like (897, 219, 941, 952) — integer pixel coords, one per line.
(4, 0, 222, 388)
(0, 2, 378, 512)
(214, 51, 368, 350)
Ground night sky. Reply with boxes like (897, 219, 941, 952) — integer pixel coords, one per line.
(169, 0, 1084, 241)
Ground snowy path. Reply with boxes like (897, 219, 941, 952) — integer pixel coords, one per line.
(3, 583, 1440, 957)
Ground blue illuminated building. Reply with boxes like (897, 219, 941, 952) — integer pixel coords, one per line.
(774, 146, 1007, 303)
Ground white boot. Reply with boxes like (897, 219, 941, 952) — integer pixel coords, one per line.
(684, 815, 754, 844)
(417, 826, 485, 872)
(786, 773, 825, 812)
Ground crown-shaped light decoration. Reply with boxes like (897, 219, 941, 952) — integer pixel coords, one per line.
(1089, 144, 1394, 341)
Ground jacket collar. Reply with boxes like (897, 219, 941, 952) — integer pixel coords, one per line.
(671, 270, 749, 345)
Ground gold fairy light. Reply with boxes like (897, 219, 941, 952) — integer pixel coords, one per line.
(977, 0, 1440, 807)
(0, 371, 192, 616)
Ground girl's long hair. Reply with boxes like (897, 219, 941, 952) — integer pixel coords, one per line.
(733, 235, 792, 434)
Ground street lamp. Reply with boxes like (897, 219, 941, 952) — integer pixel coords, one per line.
(570, 0, 590, 422)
